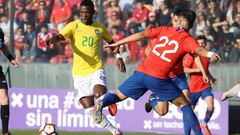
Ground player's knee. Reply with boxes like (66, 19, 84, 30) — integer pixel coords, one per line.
(156, 109, 167, 116)
(93, 85, 107, 98)
(0, 95, 9, 105)
(155, 106, 168, 116)
(159, 111, 167, 116)
(79, 96, 94, 108)
(208, 105, 214, 112)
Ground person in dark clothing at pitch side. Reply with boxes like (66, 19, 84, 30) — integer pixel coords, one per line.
(0, 27, 19, 135)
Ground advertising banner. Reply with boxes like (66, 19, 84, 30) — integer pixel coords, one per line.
(7, 88, 228, 134)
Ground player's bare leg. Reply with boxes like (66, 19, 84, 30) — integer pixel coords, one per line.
(0, 89, 10, 135)
(221, 82, 240, 101)
(182, 89, 191, 103)
(145, 86, 190, 113)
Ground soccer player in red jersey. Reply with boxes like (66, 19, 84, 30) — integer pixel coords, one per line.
(94, 9, 221, 135)
(145, 37, 208, 116)
(145, 12, 209, 116)
(183, 35, 217, 135)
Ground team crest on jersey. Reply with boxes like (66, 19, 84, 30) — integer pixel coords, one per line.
(95, 29, 100, 36)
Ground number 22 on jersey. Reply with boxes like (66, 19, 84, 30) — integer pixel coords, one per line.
(152, 36, 179, 62)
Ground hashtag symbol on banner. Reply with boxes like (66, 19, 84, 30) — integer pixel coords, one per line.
(63, 92, 75, 112)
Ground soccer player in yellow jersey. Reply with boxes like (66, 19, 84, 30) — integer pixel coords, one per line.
(47, 1, 125, 135)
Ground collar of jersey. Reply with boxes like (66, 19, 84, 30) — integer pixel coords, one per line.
(80, 19, 94, 26)
(176, 26, 189, 32)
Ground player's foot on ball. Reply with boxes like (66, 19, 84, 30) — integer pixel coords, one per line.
(94, 100, 104, 124)
(221, 83, 240, 101)
(202, 125, 211, 135)
(108, 103, 117, 116)
(145, 94, 156, 113)
(113, 129, 123, 135)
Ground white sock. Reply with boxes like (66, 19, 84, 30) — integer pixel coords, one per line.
(97, 114, 117, 134)
(85, 106, 117, 134)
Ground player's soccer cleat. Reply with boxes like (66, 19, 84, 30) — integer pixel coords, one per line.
(144, 94, 156, 113)
(202, 125, 211, 135)
(221, 83, 240, 101)
(94, 99, 104, 124)
(113, 129, 123, 135)
(108, 103, 117, 116)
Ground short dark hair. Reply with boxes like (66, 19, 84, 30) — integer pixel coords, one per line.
(80, 0, 95, 11)
(196, 35, 207, 41)
(173, 9, 196, 28)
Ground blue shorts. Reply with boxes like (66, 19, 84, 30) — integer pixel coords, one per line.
(171, 73, 189, 91)
(190, 87, 214, 106)
(118, 71, 182, 101)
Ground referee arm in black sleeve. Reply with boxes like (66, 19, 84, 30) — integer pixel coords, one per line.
(0, 28, 19, 67)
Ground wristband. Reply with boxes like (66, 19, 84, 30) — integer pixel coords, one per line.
(115, 53, 122, 59)
(207, 51, 214, 58)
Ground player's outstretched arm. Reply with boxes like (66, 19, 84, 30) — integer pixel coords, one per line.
(1, 44, 19, 68)
(194, 47, 221, 62)
(194, 56, 209, 83)
(183, 66, 201, 74)
(105, 30, 148, 48)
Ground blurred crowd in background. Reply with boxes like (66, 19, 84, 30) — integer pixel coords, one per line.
(0, 0, 239, 64)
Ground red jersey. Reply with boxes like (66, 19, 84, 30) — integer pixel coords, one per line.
(183, 54, 211, 93)
(137, 26, 200, 79)
(148, 38, 184, 78)
(168, 60, 184, 78)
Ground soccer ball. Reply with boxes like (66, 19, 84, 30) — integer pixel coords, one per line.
(39, 123, 58, 135)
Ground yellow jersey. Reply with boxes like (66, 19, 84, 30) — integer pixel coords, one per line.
(60, 20, 112, 76)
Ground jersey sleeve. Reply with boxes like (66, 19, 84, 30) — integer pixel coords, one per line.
(59, 22, 75, 39)
(101, 24, 112, 43)
(183, 54, 194, 68)
(147, 26, 164, 38)
(183, 37, 200, 54)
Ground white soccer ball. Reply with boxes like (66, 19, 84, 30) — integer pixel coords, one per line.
(39, 123, 58, 135)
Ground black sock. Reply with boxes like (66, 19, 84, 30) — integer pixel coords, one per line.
(1, 105, 9, 133)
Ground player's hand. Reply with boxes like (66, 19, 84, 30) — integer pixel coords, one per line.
(211, 78, 218, 85)
(116, 58, 126, 73)
(202, 73, 209, 83)
(10, 59, 19, 68)
(210, 53, 221, 62)
(104, 43, 120, 50)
